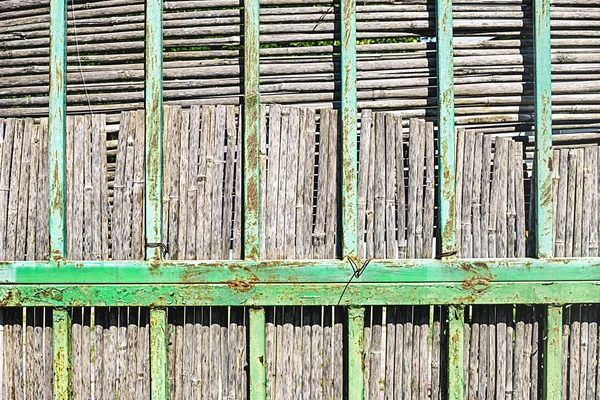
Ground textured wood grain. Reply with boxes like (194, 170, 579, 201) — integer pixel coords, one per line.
(373, 113, 386, 259)
(265, 105, 281, 259)
(284, 108, 300, 259)
(471, 133, 483, 257)
(384, 114, 396, 259)
(480, 134, 492, 258)
(422, 122, 435, 259)
(460, 130, 475, 258)
(395, 117, 406, 259)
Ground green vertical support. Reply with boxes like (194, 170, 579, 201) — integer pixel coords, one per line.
(48, 0, 67, 260)
(150, 308, 168, 400)
(436, 0, 456, 255)
(53, 308, 71, 400)
(145, 0, 164, 261)
(341, 0, 358, 258)
(544, 306, 562, 400)
(249, 308, 266, 400)
(533, 0, 553, 258)
(447, 306, 464, 400)
(244, 0, 261, 260)
(348, 307, 365, 400)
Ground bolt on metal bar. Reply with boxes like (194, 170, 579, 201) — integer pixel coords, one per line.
(243, 0, 261, 260)
(48, 0, 67, 260)
(53, 308, 72, 400)
(150, 308, 168, 400)
(447, 305, 465, 400)
(436, 0, 456, 255)
(348, 307, 365, 400)
(145, 0, 164, 261)
(341, 0, 358, 258)
(533, 0, 553, 258)
(544, 306, 562, 400)
(249, 307, 266, 400)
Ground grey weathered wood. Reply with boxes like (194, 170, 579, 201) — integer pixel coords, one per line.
(464, 322, 470, 400)
(455, 128, 465, 258)
(131, 110, 145, 260)
(276, 109, 290, 259)
(3, 320, 13, 398)
(15, 118, 31, 261)
(580, 308, 590, 400)
(413, 120, 426, 259)
(333, 310, 343, 400)
(471, 133, 483, 257)
(265, 312, 275, 400)
(34, 325, 44, 400)
(122, 112, 135, 260)
(402, 315, 413, 399)
(175, 323, 184, 400)
(126, 323, 137, 399)
(411, 317, 420, 400)
(82, 324, 91, 400)
(507, 141, 517, 258)
(72, 116, 85, 259)
(565, 149, 578, 257)
(136, 322, 149, 399)
(555, 149, 569, 257)
(395, 117, 406, 259)
(478, 315, 489, 400)
(232, 115, 243, 260)
(104, 324, 117, 399)
(358, 110, 372, 259)
(311, 308, 323, 400)
(294, 111, 307, 260)
(65, 117, 74, 259)
(422, 122, 435, 258)
(313, 110, 330, 259)
(514, 141, 526, 257)
(228, 317, 239, 400)
(325, 111, 338, 258)
(25, 322, 33, 399)
(496, 309, 507, 400)
(523, 314, 533, 400)
(562, 321, 569, 400)
(210, 106, 226, 259)
(506, 322, 514, 400)
(588, 310, 598, 400)
(186, 106, 201, 260)
(167, 322, 176, 399)
(221, 106, 237, 259)
(94, 324, 104, 400)
(514, 320, 525, 400)
(303, 109, 316, 259)
(168, 107, 183, 260)
(368, 319, 382, 400)
(195, 106, 211, 260)
(363, 314, 371, 400)
(385, 114, 397, 259)
(44, 324, 53, 400)
(468, 322, 479, 400)
(322, 310, 333, 400)
(461, 130, 475, 258)
(582, 149, 594, 257)
(495, 138, 509, 258)
(570, 319, 581, 399)
(90, 115, 105, 260)
(117, 322, 128, 398)
(373, 112, 386, 259)
(5, 119, 24, 260)
(82, 116, 93, 261)
(418, 317, 429, 399)
(177, 111, 190, 259)
(393, 308, 404, 400)
(0, 119, 14, 261)
(487, 308, 496, 400)
(25, 124, 39, 260)
(573, 149, 585, 256)
(275, 309, 284, 399)
(588, 148, 599, 256)
(265, 105, 282, 259)
(259, 106, 268, 259)
(182, 320, 193, 397)
(431, 316, 441, 400)
(480, 134, 492, 258)
(13, 321, 23, 400)
(384, 307, 396, 400)
(302, 308, 312, 400)
(284, 108, 300, 259)
(365, 113, 376, 258)
(111, 112, 128, 260)
(73, 321, 83, 400)
(406, 119, 420, 259)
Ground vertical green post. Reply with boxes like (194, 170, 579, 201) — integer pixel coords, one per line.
(53, 308, 71, 400)
(341, 0, 358, 258)
(348, 307, 365, 400)
(544, 306, 562, 400)
(48, 0, 67, 260)
(249, 307, 266, 400)
(436, 0, 456, 255)
(150, 308, 168, 400)
(533, 0, 553, 258)
(243, 0, 261, 260)
(447, 305, 464, 400)
(145, 0, 164, 261)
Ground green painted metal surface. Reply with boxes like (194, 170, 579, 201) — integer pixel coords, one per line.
(249, 308, 266, 400)
(436, 0, 456, 255)
(145, 0, 164, 261)
(533, 0, 554, 259)
(544, 306, 562, 400)
(53, 308, 72, 400)
(243, 0, 261, 260)
(341, 0, 358, 258)
(150, 308, 168, 400)
(347, 307, 365, 400)
(447, 306, 464, 400)
(48, 0, 67, 261)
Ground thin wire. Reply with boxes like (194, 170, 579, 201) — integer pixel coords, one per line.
(337, 258, 373, 306)
(70, 0, 94, 115)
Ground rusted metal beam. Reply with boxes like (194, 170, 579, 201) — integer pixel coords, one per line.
(249, 307, 267, 400)
(150, 307, 168, 400)
(53, 308, 72, 400)
(447, 305, 464, 400)
(544, 306, 563, 400)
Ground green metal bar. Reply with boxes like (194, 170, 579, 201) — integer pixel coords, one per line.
(5, 258, 600, 285)
(436, 0, 456, 255)
(0, 281, 595, 307)
(53, 308, 71, 400)
(150, 308, 168, 400)
(243, 0, 261, 260)
(48, 0, 67, 260)
(341, 0, 358, 258)
(544, 306, 562, 400)
(348, 307, 365, 400)
(447, 305, 464, 400)
(145, 0, 164, 261)
(249, 307, 266, 400)
(533, 0, 553, 258)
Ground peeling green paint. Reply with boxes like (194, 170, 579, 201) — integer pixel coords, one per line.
(544, 306, 562, 400)
(347, 307, 365, 400)
(48, 0, 67, 260)
(150, 308, 168, 400)
(447, 306, 464, 400)
(53, 308, 72, 400)
(249, 308, 266, 400)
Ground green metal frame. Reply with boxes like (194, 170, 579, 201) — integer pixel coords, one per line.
(6, 0, 576, 398)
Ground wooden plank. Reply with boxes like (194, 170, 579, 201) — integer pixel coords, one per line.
(358, 110, 372, 259)
(514, 142, 526, 258)
(460, 131, 475, 258)
(232, 116, 243, 260)
(582, 148, 594, 256)
(418, 313, 430, 399)
(587, 308, 598, 399)
(573, 149, 585, 256)
(471, 133, 483, 257)
(175, 323, 184, 400)
(303, 109, 316, 259)
(314, 110, 330, 259)
(265, 310, 275, 399)
(211, 106, 227, 259)
(311, 308, 323, 400)
(507, 141, 517, 258)
(406, 119, 420, 259)
(414, 120, 426, 259)
(295, 111, 307, 259)
(178, 110, 191, 259)
(221, 106, 237, 259)
(333, 309, 343, 400)
(168, 106, 183, 260)
(480, 134, 492, 258)
(220, 313, 229, 400)
(325, 111, 338, 259)
(72, 116, 85, 259)
(402, 311, 413, 399)
(195, 106, 211, 260)
(122, 112, 136, 260)
(15, 118, 32, 261)
(275, 308, 284, 399)
(411, 312, 420, 400)
(260, 106, 268, 259)
(227, 312, 239, 400)
(373, 112, 386, 259)
(65, 116, 74, 259)
(44, 322, 52, 400)
(82, 117, 93, 261)
(431, 313, 441, 400)
(25, 124, 39, 261)
(487, 308, 497, 400)
(131, 110, 145, 260)
(478, 313, 489, 400)
(13, 319, 23, 400)
(90, 115, 104, 260)
(363, 310, 371, 400)
(395, 117, 406, 259)
(276, 109, 290, 259)
(368, 312, 382, 400)
(284, 108, 300, 259)
(496, 308, 507, 400)
(5, 119, 24, 260)
(126, 322, 137, 399)
(384, 307, 396, 399)
(302, 308, 311, 400)
(393, 308, 404, 400)
(265, 105, 282, 260)
(82, 323, 91, 400)
(495, 138, 509, 258)
(97, 116, 109, 260)
(112, 112, 129, 260)
(117, 318, 128, 398)
(0, 119, 14, 261)
(385, 115, 397, 259)
(94, 323, 104, 400)
(565, 149, 578, 257)
(73, 321, 82, 400)
(468, 321, 479, 400)
(464, 321, 470, 400)
(588, 148, 599, 256)
(322, 309, 333, 400)
(555, 149, 569, 258)
(455, 128, 465, 258)
(34, 325, 44, 400)
(186, 106, 201, 260)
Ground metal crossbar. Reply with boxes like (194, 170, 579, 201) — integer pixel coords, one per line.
(0, 0, 582, 398)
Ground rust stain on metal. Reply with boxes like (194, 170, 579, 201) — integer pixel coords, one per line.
(226, 280, 254, 292)
(462, 277, 490, 293)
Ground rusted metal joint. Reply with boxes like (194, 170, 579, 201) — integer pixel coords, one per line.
(146, 241, 169, 258)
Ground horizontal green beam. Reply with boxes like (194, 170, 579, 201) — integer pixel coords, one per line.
(1, 258, 600, 284)
(0, 282, 598, 307)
